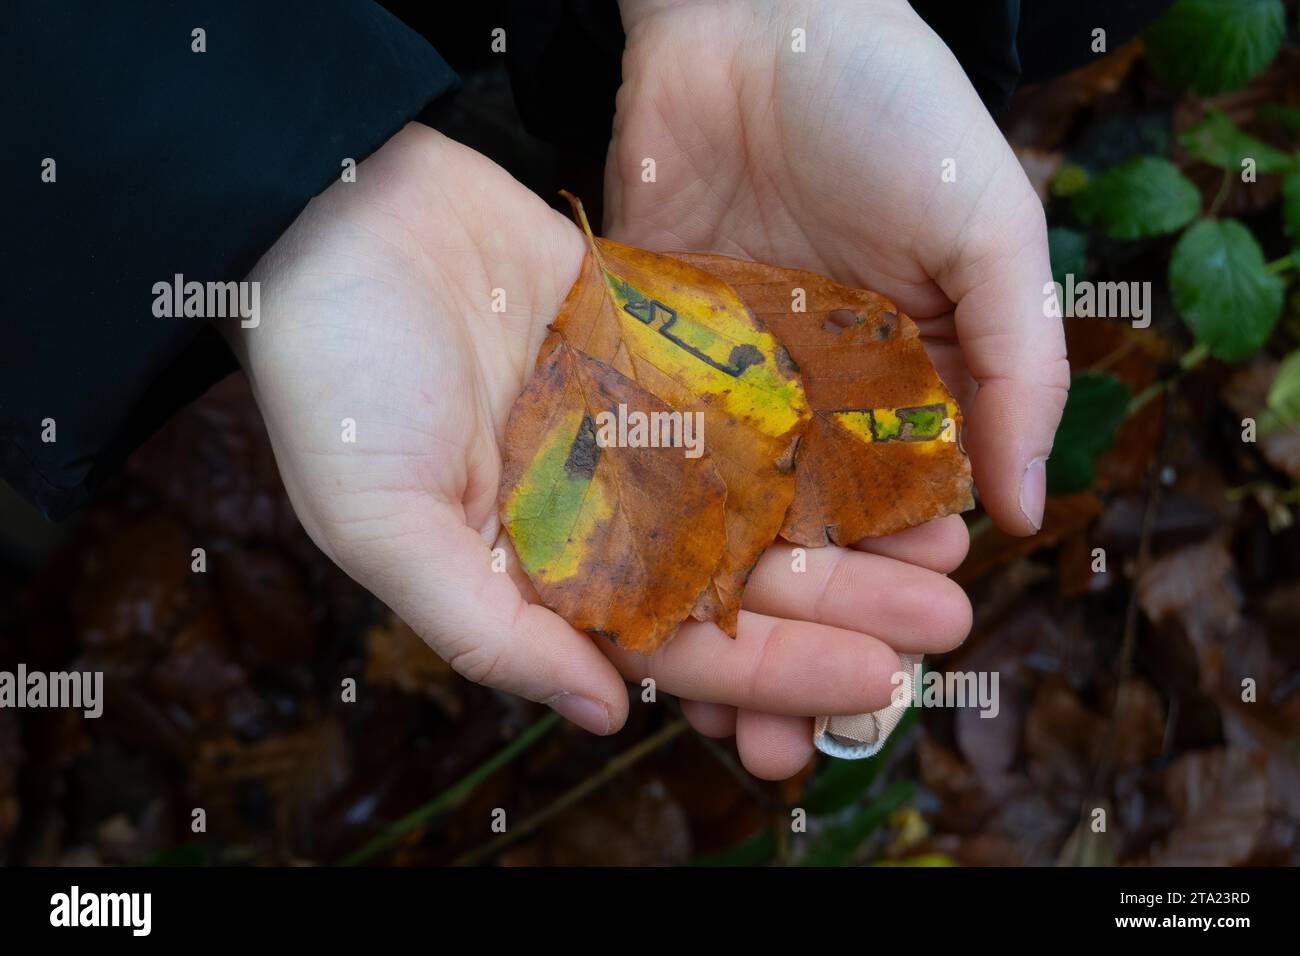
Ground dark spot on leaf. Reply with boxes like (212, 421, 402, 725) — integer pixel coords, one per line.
(564, 414, 600, 480)
(727, 343, 764, 375)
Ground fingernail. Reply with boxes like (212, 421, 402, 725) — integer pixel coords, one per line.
(1019, 456, 1047, 533)
(546, 693, 611, 735)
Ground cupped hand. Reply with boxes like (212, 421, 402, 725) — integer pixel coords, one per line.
(228, 124, 971, 779)
(608, 0, 1065, 761)
(608, 0, 1070, 531)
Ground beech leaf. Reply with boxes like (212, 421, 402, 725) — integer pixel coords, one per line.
(499, 198, 973, 653)
(672, 254, 974, 545)
(500, 340, 727, 654)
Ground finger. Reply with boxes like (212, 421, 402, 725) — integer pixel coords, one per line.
(928, 177, 1069, 537)
(742, 545, 972, 655)
(601, 610, 899, 716)
(358, 514, 631, 735)
(850, 513, 970, 574)
(680, 699, 737, 738)
(736, 710, 815, 781)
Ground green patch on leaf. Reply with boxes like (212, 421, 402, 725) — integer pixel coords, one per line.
(1145, 0, 1285, 95)
(1047, 372, 1130, 495)
(1170, 219, 1283, 362)
(1073, 157, 1201, 240)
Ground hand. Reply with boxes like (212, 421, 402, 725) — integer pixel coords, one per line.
(229, 124, 970, 779)
(608, 0, 1070, 533)
(608, 0, 1064, 760)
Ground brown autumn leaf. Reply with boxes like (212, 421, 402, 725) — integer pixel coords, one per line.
(673, 253, 974, 546)
(500, 199, 972, 653)
(539, 203, 810, 635)
(499, 338, 728, 653)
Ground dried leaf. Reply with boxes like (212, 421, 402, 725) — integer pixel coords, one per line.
(500, 340, 728, 653)
(673, 253, 973, 545)
(501, 200, 972, 652)
(543, 206, 810, 634)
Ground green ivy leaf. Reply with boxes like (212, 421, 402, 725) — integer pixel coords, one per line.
(1145, 0, 1285, 95)
(1177, 107, 1296, 173)
(1169, 219, 1283, 362)
(1261, 350, 1300, 433)
(1049, 227, 1088, 287)
(1047, 372, 1130, 496)
(1073, 157, 1201, 240)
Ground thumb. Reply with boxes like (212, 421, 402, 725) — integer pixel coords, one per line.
(931, 177, 1070, 536)
(353, 514, 631, 735)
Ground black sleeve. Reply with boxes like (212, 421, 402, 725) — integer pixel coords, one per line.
(1, 0, 457, 519)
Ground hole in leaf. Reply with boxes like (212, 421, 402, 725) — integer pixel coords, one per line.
(823, 309, 861, 332)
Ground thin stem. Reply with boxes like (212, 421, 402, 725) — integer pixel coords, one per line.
(336, 711, 561, 866)
(1127, 343, 1210, 416)
(1207, 167, 1233, 218)
(451, 718, 689, 866)
(1265, 254, 1294, 276)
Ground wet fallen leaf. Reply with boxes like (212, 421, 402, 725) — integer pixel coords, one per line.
(500, 199, 972, 652)
(1149, 747, 1275, 866)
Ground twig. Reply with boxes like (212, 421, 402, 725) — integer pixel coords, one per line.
(451, 717, 689, 866)
(1127, 342, 1209, 416)
(336, 711, 561, 866)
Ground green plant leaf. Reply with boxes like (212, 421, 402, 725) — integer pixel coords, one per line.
(799, 781, 915, 867)
(1169, 219, 1283, 362)
(690, 827, 777, 867)
(1051, 161, 1091, 198)
(1177, 107, 1296, 173)
(1261, 349, 1300, 433)
(1049, 227, 1088, 288)
(1145, 0, 1285, 95)
(1046, 372, 1130, 495)
(1073, 157, 1201, 239)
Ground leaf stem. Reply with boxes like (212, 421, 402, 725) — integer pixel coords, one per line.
(336, 711, 561, 866)
(1127, 343, 1210, 415)
(1265, 254, 1294, 276)
(558, 189, 596, 240)
(1206, 167, 1233, 218)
